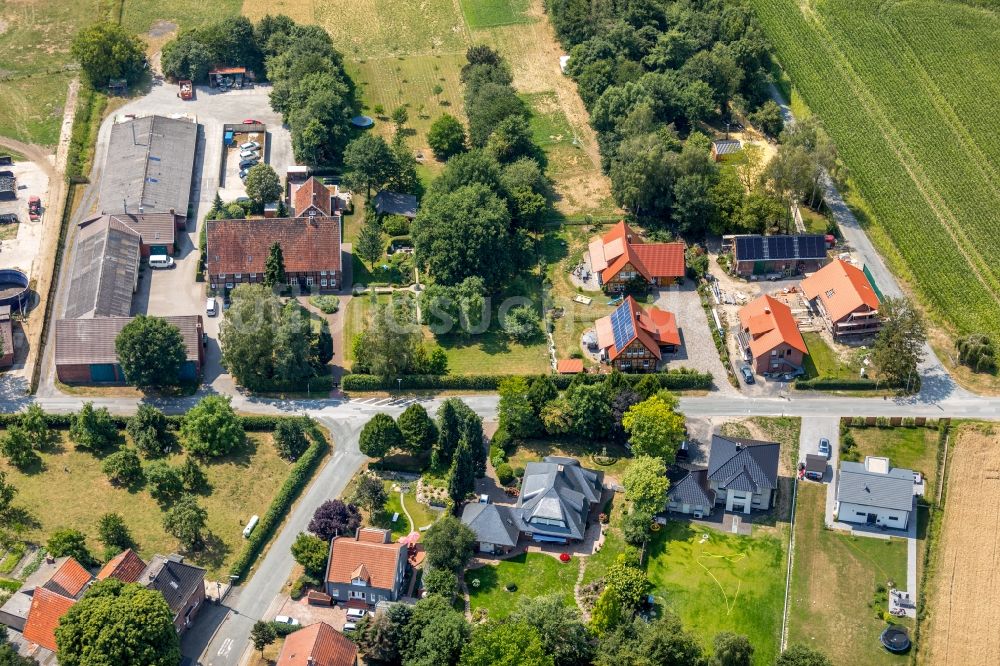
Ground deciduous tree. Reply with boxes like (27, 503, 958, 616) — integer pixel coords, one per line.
(422, 567, 458, 598)
(47, 529, 95, 567)
(144, 461, 185, 504)
(871, 297, 926, 392)
(622, 395, 686, 462)
(97, 513, 134, 556)
(422, 515, 475, 572)
(70, 403, 122, 453)
(775, 645, 833, 666)
(359, 413, 405, 459)
(0, 427, 40, 470)
(428, 114, 467, 160)
(714, 632, 754, 666)
(459, 620, 553, 666)
(511, 594, 593, 666)
(355, 205, 385, 268)
(308, 500, 361, 541)
(244, 163, 283, 205)
(274, 417, 311, 461)
(291, 532, 328, 577)
(352, 475, 388, 516)
(127, 405, 171, 458)
(101, 449, 144, 488)
(181, 396, 244, 457)
(250, 620, 276, 657)
(622, 456, 669, 516)
(567, 384, 611, 441)
(20, 404, 58, 451)
(56, 579, 179, 666)
(162, 494, 208, 550)
(71, 22, 146, 86)
(343, 134, 397, 198)
(498, 376, 541, 438)
(115, 316, 187, 388)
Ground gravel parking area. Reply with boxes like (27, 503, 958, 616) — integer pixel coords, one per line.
(653, 282, 736, 394)
(0, 160, 49, 277)
(275, 596, 349, 631)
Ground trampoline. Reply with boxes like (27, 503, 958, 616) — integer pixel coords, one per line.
(880, 625, 911, 653)
(350, 115, 375, 128)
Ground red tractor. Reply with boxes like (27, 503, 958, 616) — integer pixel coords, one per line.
(28, 196, 41, 221)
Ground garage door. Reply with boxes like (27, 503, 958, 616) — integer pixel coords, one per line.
(150, 245, 168, 255)
(90, 364, 117, 382)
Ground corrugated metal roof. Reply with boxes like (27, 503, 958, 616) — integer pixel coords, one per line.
(55, 316, 202, 366)
(99, 115, 197, 217)
(64, 216, 140, 319)
(838, 460, 914, 512)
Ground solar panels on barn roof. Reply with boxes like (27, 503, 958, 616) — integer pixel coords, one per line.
(733, 234, 827, 262)
(611, 299, 636, 352)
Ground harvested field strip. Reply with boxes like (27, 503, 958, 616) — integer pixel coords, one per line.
(922, 426, 1000, 665)
(752, 0, 1000, 338)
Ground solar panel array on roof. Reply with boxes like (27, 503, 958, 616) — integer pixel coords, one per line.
(611, 300, 636, 352)
(733, 234, 827, 262)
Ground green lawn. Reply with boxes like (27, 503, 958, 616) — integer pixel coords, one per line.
(373, 481, 442, 540)
(120, 0, 243, 34)
(0, 431, 298, 578)
(436, 327, 550, 375)
(848, 426, 939, 497)
(465, 552, 580, 618)
(646, 521, 787, 665)
(460, 0, 532, 28)
(316, 0, 469, 58)
(787, 483, 911, 665)
(802, 332, 858, 381)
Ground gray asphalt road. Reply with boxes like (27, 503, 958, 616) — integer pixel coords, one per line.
(182, 416, 367, 665)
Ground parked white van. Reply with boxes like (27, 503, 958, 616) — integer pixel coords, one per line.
(346, 608, 367, 620)
(206, 297, 218, 317)
(148, 255, 174, 269)
(242, 515, 259, 538)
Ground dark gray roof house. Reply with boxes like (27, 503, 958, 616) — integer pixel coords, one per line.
(836, 457, 913, 529)
(511, 456, 603, 543)
(63, 215, 140, 319)
(461, 503, 519, 553)
(666, 468, 716, 515)
(373, 190, 418, 219)
(705, 435, 780, 514)
(99, 115, 198, 219)
(138, 554, 206, 633)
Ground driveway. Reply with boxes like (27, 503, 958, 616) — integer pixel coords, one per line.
(653, 282, 736, 394)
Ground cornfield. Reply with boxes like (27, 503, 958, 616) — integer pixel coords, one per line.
(752, 0, 1000, 337)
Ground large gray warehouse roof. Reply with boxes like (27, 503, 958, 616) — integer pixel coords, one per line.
(63, 216, 140, 319)
(99, 115, 197, 218)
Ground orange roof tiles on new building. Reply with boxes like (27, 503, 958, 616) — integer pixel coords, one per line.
(326, 529, 405, 591)
(557, 359, 584, 374)
(738, 295, 808, 359)
(23, 587, 76, 652)
(595, 296, 681, 361)
(97, 548, 147, 583)
(43, 557, 92, 599)
(277, 622, 357, 666)
(588, 221, 685, 284)
(292, 177, 333, 217)
(800, 258, 880, 323)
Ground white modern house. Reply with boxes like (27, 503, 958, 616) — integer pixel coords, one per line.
(836, 456, 914, 529)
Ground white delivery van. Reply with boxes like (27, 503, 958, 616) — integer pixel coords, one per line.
(148, 255, 174, 269)
(206, 297, 218, 317)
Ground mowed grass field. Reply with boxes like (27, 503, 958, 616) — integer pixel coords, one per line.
(752, 0, 1000, 344)
(465, 552, 580, 618)
(787, 483, 911, 665)
(0, 431, 295, 578)
(646, 521, 787, 665)
(460, 0, 532, 28)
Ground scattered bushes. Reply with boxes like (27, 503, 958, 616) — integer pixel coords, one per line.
(342, 369, 712, 392)
(309, 295, 340, 314)
(956, 333, 996, 373)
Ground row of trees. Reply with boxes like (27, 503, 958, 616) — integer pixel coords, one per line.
(496, 372, 687, 459)
(359, 399, 485, 504)
(219, 284, 332, 391)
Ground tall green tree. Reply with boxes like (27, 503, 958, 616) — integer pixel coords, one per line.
(263, 242, 286, 288)
(20, 404, 58, 451)
(47, 529, 95, 567)
(0, 428, 40, 470)
(71, 22, 146, 86)
(433, 399, 461, 470)
(428, 114, 467, 160)
(351, 297, 423, 377)
(355, 206, 385, 268)
(422, 515, 475, 571)
(250, 620, 277, 657)
(343, 134, 397, 198)
(70, 403, 122, 453)
(162, 494, 208, 549)
(871, 297, 926, 392)
(714, 632, 754, 666)
(447, 436, 476, 503)
(115, 316, 187, 388)
(498, 376, 541, 438)
(527, 375, 558, 415)
(775, 645, 833, 666)
(622, 456, 670, 516)
(101, 449, 144, 488)
(180, 396, 244, 457)
(359, 413, 405, 459)
(274, 417, 311, 461)
(622, 394, 686, 462)
(460, 620, 554, 666)
(511, 595, 593, 666)
(127, 405, 171, 458)
(567, 384, 611, 441)
(397, 404, 438, 454)
(352, 475, 388, 516)
(290, 533, 328, 578)
(56, 579, 180, 666)
(97, 513, 134, 557)
(244, 163, 283, 205)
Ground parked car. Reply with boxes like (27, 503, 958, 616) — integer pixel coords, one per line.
(239, 141, 260, 150)
(243, 119, 260, 124)
(238, 158, 258, 170)
(345, 608, 367, 620)
(148, 255, 174, 269)
(0, 213, 18, 225)
(239, 169, 249, 180)
(739, 365, 755, 384)
(342, 622, 357, 632)
(818, 438, 831, 459)
(274, 616, 300, 628)
(206, 297, 217, 317)
(239, 148, 258, 160)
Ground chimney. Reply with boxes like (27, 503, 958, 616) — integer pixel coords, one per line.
(169, 207, 175, 215)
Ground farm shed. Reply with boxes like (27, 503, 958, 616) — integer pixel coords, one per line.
(55, 316, 204, 384)
(99, 115, 198, 220)
(711, 139, 741, 161)
(63, 215, 141, 319)
(727, 234, 830, 277)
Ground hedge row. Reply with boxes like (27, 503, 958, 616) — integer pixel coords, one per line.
(242, 374, 335, 395)
(795, 377, 886, 391)
(342, 369, 713, 392)
(228, 424, 329, 581)
(0, 412, 299, 432)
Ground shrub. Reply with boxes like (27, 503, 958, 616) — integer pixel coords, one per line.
(495, 463, 514, 485)
(489, 445, 506, 469)
(956, 333, 997, 373)
(274, 418, 311, 461)
(145, 461, 185, 503)
(101, 449, 144, 488)
(309, 295, 340, 314)
(502, 305, 541, 343)
(382, 215, 410, 237)
(342, 369, 713, 392)
(622, 509, 653, 546)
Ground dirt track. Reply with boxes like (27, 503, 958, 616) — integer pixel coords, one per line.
(922, 426, 1000, 665)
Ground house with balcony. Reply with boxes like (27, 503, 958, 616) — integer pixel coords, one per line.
(801, 258, 881, 339)
(594, 296, 680, 372)
(588, 221, 685, 292)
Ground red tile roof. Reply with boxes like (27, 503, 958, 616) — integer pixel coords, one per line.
(327, 530, 404, 591)
(356, 528, 391, 544)
(589, 221, 685, 284)
(278, 622, 357, 666)
(292, 177, 333, 217)
(206, 216, 341, 277)
(557, 359, 584, 374)
(43, 557, 92, 599)
(23, 587, 76, 652)
(800, 258, 880, 323)
(97, 549, 147, 583)
(595, 296, 681, 361)
(738, 295, 808, 358)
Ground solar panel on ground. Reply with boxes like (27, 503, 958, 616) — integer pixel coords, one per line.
(611, 301, 636, 352)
